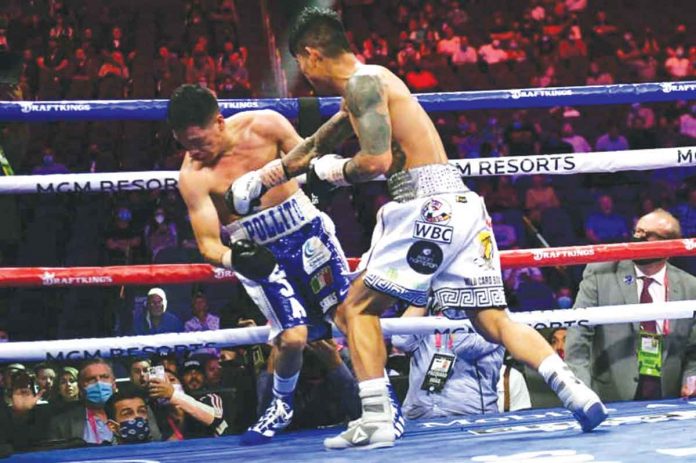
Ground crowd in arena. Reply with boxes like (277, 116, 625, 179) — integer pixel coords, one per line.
(0, 0, 694, 455)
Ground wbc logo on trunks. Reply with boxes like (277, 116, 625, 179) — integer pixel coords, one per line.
(414, 198, 454, 244)
(421, 198, 451, 224)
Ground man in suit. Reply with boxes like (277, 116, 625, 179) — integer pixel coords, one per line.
(566, 209, 696, 402)
(48, 359, 161, 445)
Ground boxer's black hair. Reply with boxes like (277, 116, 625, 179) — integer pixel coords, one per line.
(289, 7, 350, 58)
(167, 84, 219, 131)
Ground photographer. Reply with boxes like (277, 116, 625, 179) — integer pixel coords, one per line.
(148, 361, 228, 439)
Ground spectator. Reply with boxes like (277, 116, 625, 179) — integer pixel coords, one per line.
(31, 146, 70, 175)
(49, 359, 161, 444)
(36, 37, 68, 99)
(525, 175, 560, 223)
(144, 207, 178, 261)
(66, 47, 97, 98)
(616, 32, 645, 79)
(595, 123, 629, 151)
(396, 40, 420, 69)
(50, 367, 79, 414)
(392, 304, 504, 419)
(104, 206, 142, 265)
(559, 33, 588, 60)
(451, 35, 477, 66)
(585, 60, 614, 85)
(0, 370, 51, 451)
(627, 103, 655, 130)
(150, 359, 228, 438)
(567, 210, 696, 401)
(504, 110, 539, 155)
(97, 50, 129, 99)
(436, 24, 460, 59)
(0, 327, 8, 342)
(585, 194, 630, 243)
(549, 328, 567, 359)
(665, 47, 690, 79)
(204, 357, 222, 388)
(479, 38, 507, 65)
(185, 292, 220, 332)
(503, 265, 545, 292)
(34, 363, 56, 396)
(132, 288, 184, 335)
(491, 212, 517, 249)
(103, 25, 131, 59)
(128, 359, 151, 393)
(561, 122, 592, 153)
(556, 287, 575, 309)
(672, 186, 696, 237)
(185, 43, 216, 90)
(105, 388, 154, 444)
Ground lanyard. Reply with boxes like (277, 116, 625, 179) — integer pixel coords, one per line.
(0, 146, 14, 176)
(167, 416, 184, 441)
(434, 331, 454, 351)
(86, 409, 100, 442)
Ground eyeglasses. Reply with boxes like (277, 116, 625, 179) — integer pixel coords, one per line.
(633, 227, 671, 240)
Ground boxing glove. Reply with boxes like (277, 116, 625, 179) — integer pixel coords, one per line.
(229, 239, 277, 280)
(306, 155, 351, 205)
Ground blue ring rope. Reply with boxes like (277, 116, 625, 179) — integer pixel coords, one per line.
(0, 81, 693, 122)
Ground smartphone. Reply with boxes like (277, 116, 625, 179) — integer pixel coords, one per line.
(148, 365, 166, 382)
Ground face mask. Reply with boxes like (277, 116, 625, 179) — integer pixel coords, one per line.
(118, 417, 151, 443)
(118, 209, 132, 222)
(154, 214, 165, 224)
(84, 381, 113, 405)
(631, 236, 665, 265)
(43, 154, 54, 165)
(557, 296, 573, 309)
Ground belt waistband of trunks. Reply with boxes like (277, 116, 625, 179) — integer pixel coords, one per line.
(387, 163, 467, 203)
(223, 189, 319, 245)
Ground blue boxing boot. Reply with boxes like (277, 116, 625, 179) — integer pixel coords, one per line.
(386, 376, 405, 439)
(240, 394, 294, 445)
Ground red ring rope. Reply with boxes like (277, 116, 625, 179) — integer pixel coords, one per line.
(0, 239, 693, 288)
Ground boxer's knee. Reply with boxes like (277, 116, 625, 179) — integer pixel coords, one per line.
(278, 325, 308, 352)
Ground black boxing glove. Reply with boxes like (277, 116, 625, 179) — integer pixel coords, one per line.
(224, 239, 277, 280)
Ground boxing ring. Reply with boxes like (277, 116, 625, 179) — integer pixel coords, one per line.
(1, 80, 696, 462)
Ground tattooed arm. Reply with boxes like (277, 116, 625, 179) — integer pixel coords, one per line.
(341, 73, 393, 183)
(281, 110, 354, 177)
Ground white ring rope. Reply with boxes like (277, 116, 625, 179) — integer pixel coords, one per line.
(1, 146, 694, 194)
(1, 300, 693, 362)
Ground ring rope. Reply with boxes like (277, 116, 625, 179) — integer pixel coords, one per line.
(1, 300, 693, 362)
(0, 81, 694, 122)
(0, 146, 694, 194)
(1, 239, 694, 288)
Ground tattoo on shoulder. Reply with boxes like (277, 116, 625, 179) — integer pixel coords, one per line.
(346, 74, 391, 155)
(346, 74, 384, 117)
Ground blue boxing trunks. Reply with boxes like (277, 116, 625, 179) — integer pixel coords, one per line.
(224, 190, 351, 340)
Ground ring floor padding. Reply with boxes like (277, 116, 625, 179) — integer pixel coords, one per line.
(5, 399, 696, 462)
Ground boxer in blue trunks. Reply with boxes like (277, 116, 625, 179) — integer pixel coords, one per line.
(168, 84, 402, 445)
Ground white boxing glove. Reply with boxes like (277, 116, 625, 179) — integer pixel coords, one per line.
(225, 170, 265, 216)
(310, 154, 351, 187)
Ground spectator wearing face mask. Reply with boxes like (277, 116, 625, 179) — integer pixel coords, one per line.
(144, 207, 178, 261)
(31, 147, 70, 175)
(132, 288, 183, 336)
(105, 388, 154, 445)
(105, 206, 142, 265)
(48, 359, 161, 445)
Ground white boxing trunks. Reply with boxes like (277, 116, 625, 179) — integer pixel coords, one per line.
(359, 164, 507, 313)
